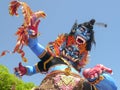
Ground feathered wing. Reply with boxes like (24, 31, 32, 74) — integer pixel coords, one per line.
(8, 0, 34, 62)
(21, 2, 33, 27)
(1, 0, 46, 62)
(9, 0, 21, 16)
(9, 0, 33, 26)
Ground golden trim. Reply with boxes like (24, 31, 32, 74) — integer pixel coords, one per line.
(60, 57, 70, 66)
(60, 57, 75, 75)
(35, 63, 40, 72)
(45, 70, 82, 79)
(38, 50, 47, 59)
(92, 85, 98, 90)
(89, 76, 104, 85)
(44, 56, 54, 70)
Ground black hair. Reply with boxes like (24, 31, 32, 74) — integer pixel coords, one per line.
(86, 29, 96, 51)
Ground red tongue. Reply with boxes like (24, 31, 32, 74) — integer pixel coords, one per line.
(77, 38, 83, 44)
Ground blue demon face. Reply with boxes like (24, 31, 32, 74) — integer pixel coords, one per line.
(74, 25, 91, 45)
(60, 24, 94, 63)
(60, 26, 92, 62)
(70, 19, 95, 46)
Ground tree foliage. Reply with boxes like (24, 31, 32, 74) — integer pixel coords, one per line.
(0, 64, 35, 90)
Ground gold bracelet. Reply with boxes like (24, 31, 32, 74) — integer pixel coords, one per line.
(89, 76, 104, 85)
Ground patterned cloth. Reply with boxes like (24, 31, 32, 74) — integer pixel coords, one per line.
(38, 71, 84, 90)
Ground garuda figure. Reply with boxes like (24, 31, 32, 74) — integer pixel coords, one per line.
(3, 0, 118, 90)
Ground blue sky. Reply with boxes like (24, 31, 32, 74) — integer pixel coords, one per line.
(0, 0, 120, 89)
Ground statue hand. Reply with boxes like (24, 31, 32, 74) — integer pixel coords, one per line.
(83, 64, 112, 79)
(28, 16, 40, 36)
(14, 62, 27, 77)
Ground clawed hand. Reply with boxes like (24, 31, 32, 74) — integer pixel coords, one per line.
(83, 64, 112, 79)
(28, 16, 40, 36)
(14, 62, 27, 77)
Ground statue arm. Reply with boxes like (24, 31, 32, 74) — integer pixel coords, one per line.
(83, 64, 117, 90)
(95, 74, 117, 90)
(28, 37, 47, 58)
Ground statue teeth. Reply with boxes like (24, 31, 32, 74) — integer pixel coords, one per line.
(65, 53, 69, 56)
(74, 59, 79, 62)
(62, 50, 65, 55)
(72, 58, 74, 60)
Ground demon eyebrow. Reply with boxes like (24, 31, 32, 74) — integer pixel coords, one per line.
(81, 26, 86, 30)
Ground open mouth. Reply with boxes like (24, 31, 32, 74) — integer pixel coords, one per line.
(76, 36, 86, 45)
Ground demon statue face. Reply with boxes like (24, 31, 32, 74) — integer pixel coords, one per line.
(47, 19, 96, 70)
(59, 19, 96, 69)
(70, 19, 96, 51)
